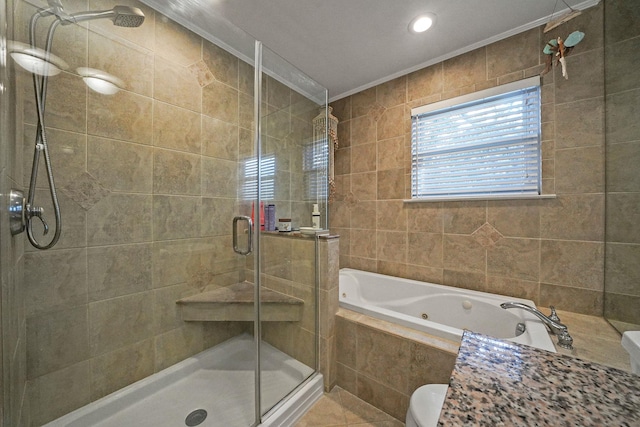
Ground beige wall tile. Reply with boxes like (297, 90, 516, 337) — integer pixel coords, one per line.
(604, 0, 640, 44)
(541, 240, 604, 290)
(407, 232, 442, 268)
(88, 293, 155, 357)
(356, 326, 410, 394)
(24, 249, 87, 316)
(443, 235, 485, 274)
(351, 172, 377, 201)
(376, 231, 407, 263)
(153, 149, 201, 195)
(486, 276, 539, 302)
(88, 89, 153, 145)
(377, 76, 406, 108)
(408, 342, 456, 393)
(90, 339, 154, 401)
(606, 193, 640, 244)
(154, 324, 204, 371)
(604, 292, 640, 325)
(351, 87, 376, 118)
(153, 195, 201, 240)
(87, 243, 152, 301)
(202, 157, 238, 198)
(28, 361, 90, 426)
(605, 243, 640, 296)
(351, 143, 377, 173)
(202, 116, 238, 160)
(487, 200, 540, 238)
(408, 64, 443, 102)
(154, 55, 202, 113)
(356, 374, 408, 421)
(351, 114, 376, 146)
(203, 39, 239, 89)
(351, 229, 377, 259)
(486, 28, 539, 79)
(555, 146, 605, 194)
(26, 307, 89, 379)
(350, 201, 376, 230)
(87, 136, 153, 192)
(555, 97, 604, 149)
(88, 31, 154, 97)
(606, 88, 640, 144)
(377, 168, 404, 200)
(154, 14, 202, 66)
(153, 101, 202, 153)
(203, 79, 239, 125)
(554, 49, 604, 104)
(487, 238, 539, 281)
(443, 201, 486, 234)
(377, 105, 404, 141)
(443, 47, 486, 91)
(376, 200, 407, 232)
(607, 141, 640, 192)
(540, 283, 603, 316)
(87, 194, 152, 245)
(377, 136, 404, 171)
(540, 195, 604, 241)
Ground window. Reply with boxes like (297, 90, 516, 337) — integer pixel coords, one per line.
(241, 154, 276, 200)
(411, 76, 541, 201)
(303, 139, 328, 200)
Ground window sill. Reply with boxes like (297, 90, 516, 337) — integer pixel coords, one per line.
(404, 194, 557, 203)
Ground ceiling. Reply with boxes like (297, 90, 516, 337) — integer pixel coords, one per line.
(150, 0, 598, 101)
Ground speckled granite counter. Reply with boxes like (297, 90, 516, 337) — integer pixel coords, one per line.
(438, 331, 640, 426)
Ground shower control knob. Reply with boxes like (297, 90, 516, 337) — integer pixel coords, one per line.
(27, 205, 49, 235)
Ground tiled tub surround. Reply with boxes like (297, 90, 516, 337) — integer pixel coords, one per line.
(335, 304, 632, 423)
(336, 308, 458, 421)
(14, 1, 325, 425)
(329, 2, 612, 317)
(439, 331, 640, 426)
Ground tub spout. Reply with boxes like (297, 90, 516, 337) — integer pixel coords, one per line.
(500, 302, 573, 350)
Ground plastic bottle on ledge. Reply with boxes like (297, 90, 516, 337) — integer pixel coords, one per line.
(312, 204, 321, 229)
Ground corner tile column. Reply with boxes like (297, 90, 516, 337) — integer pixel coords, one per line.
(319, 235, 339, 391)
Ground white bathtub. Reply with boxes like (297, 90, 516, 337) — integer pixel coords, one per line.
(339, 269, 556, 352)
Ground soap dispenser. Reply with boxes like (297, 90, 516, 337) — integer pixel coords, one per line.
(311, 204, 321, 229)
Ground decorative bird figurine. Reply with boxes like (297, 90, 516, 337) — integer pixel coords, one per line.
(540, 30, 585, 79)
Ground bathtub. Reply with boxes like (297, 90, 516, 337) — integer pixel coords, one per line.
(339, 269, 556, 352)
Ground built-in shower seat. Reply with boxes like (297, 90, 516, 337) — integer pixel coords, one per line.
(177, 282, 304, 322)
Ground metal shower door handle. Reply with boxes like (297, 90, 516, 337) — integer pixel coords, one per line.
(233, 216, 253, 255)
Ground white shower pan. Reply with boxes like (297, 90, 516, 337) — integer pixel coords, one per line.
(45, 334, 321, 427)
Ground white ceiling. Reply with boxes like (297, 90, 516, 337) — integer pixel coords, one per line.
(150, 0, 599, 101)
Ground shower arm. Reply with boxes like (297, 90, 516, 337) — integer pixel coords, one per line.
(24, 11, 63, 250)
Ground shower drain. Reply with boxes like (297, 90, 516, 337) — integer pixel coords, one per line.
(185, 409, 208, 426)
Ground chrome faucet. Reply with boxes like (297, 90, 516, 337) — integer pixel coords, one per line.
(500, 302, 573, 350)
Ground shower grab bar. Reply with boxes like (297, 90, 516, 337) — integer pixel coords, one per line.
(233, 216, 253, 255)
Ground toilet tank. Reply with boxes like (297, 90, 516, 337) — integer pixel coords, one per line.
(621, 331, 640, 375)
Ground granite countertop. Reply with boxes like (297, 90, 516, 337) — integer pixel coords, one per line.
(438, 331, 640, 426)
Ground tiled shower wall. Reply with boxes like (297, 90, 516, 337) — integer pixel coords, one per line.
(330, 3, 607, 316)
(16, 1, 255, 424)
(603, 0, 640, 329)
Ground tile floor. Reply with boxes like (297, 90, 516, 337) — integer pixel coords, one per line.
(295, 386, 404, 427)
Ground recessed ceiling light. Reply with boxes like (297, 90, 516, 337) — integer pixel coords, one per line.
(409, 14, 436, 34)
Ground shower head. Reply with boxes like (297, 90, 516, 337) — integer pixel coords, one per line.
(65, 5, 145, 28)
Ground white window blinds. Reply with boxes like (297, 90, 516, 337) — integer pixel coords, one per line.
(411, 77, 541, 200)
(241, 154, 276, 200)
(303, 139, 328, 200)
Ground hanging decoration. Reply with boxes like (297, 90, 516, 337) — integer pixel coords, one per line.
(544, 0, 582, 33)
(540, 30, 584, 79)
(313, 106, 339, 202)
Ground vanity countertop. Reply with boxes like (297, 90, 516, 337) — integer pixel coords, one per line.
(438, 331, 640, 426)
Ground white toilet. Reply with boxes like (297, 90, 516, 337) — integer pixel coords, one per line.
(405, 384, 449, 427)
(622, 331, 640, 374)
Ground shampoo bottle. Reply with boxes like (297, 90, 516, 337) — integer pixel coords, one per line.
(311, 204, 321, 229)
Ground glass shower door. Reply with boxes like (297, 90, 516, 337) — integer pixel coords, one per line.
(255, 43, 327, 419)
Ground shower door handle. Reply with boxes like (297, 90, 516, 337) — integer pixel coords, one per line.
(233, 216, 253, 255)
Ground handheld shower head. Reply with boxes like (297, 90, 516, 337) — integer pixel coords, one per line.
(65, 5, 145, 27)
(110, 6, 145, 27)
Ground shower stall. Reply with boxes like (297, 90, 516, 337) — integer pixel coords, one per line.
(0, 0, 329, 425)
